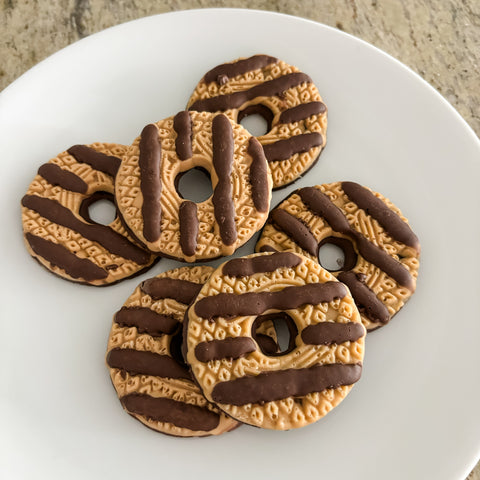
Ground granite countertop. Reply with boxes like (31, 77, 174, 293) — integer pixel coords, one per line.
(1, 1, 479, 478)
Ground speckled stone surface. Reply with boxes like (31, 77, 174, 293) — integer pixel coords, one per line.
(1, 0, 479, 477)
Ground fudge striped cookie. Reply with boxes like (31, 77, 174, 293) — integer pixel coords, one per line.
(115, 111, 272, 262)
(21, 143, 156, 286)
(256, 182, 421, 331)
(187, 54, 328, 189)
(106, 266, 239, 437)
(184, 252, 365, 430)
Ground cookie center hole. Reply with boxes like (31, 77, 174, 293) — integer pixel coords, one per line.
(318, 237, 358, 272)
(176, 168, 213, 203)
(237, 104, 273, 137)
(273, 317, 292, 352)
(80, 192, 117, 225)
(169, 329, 188, 370)
(318, 243, 346, 271)
(239, 114, 269, 137)
(252, 312, 298, 356)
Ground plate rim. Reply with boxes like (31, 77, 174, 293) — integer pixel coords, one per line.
(1, 8, 480, 480)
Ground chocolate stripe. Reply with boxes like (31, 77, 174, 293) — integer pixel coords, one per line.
(141, 277, 202, 305)
(278, 101, 327, 124)
(179, 201, 198, 257)
(212, 114, 237, 246)
(38, 163, 88, 193)
(195, 337, 256, 362)
(21, 195, 151, 264)
(211, 363, 362, 405)
(350, 233, 414, 290)
(298, 187, 414, 289)
(115, 306, 179, 336)
(341, 181, 420, 252)
(67, 145, 121, 177)
(194, 282, 347, 320)
(203, 54, 278, 84)
(223, 252, 301, 277)
(121, 393, 220, 431)
(270, 208, 318, 256)
(248, 137, 270, 213)
(337, 271, 390, 324)
(107, 348, 190, 380)
(139, 124, 162, 243)
(173, 111, 192, 160)
(25, 232, 108, 281)
(301, 322, 365, 345)
(189, 72, 312, 113)
(298, 187, 351, 232)
(263, 133, 323, 163)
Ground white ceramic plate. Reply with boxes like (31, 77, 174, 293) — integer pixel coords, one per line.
(1, 9, 479, 480)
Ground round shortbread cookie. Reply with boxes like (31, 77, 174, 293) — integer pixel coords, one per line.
(187, 54, 328, 189)
(21, 143, 156, 286)
(184, 251, 365, 430)
(256, 182, 421, 331)
(105, 266, 239, 437)
(115, 111, 272, 262)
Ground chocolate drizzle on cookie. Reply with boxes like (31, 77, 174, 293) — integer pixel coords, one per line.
(37, 163, 88, 193)
(297, 186, 414, 290)
(211, 363, 362, 406)
(139, 124, 162, 243)
(211, 114, 237, 246)
(278, 101, 327, 124)
(107, 348, 191, 380)
(189, 72, 312, 113)
(257, 183, 420, 329)
(106, 266, 239, 436)
(337, 271, 390, 324)
(263, 133, 323, 163)
(67, 145, 121, 177)
(195, 337, 257, 362)
(25, 232, 108, 281)
(222, 252, 301, 277)
(21, 195, 150, 264)
(270, 208, 318, 256)
(203, 54, 278, 84)
(179, 200, 199, 257)
(341, 181, 420, 253)
(141, 277, 203, 304)
(121, 394, 220, 432)
(115, 306, 179, 336)
(248, 137, 270, 212)
(194, 282, 347, 320)
(173, 111, 193, 160)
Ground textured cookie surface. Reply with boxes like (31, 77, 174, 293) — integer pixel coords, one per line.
(106, 266, 239, 437)
(256, 182, 421, 331)
(185, 252, 365, 430)
(187, 54, 327, 189)
(21, 143, 156, 286)
(115, 111, 272, 261)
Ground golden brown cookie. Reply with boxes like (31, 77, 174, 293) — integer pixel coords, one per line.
(187, 54, 327, 189)
(184, 252, 365, 430)
(115, 111, 272, 262)
(21, 143, 156, 286)
(256, 182, 421, 331)
(106, 266, 239, 437)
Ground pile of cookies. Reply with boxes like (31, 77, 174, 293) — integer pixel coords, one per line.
(20, 55, 420, 436)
